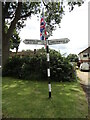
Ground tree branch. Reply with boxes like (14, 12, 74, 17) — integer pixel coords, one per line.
(42, 1, 51, 10)
(4, 2, 10, 19)
(21, 11, 32, 18)
(21, 3, 32, 18)
(6, 2, 22, 41)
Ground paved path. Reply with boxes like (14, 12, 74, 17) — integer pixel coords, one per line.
(76, 70, 90, 118)
(76, 70, 90, 85)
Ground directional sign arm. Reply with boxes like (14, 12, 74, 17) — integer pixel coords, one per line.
(48, 38, 70, 45)
(23, 39, 45, 45)
(23, 38, 70, 45)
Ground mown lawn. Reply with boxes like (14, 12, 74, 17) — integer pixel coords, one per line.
(2, 77, 88, 118)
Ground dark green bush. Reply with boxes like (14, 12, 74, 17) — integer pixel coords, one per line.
(3, 49, 76, 82)
(3, 56, 23, 78)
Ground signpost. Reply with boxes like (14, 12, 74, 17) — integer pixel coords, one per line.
(23, 0, 70, 99)
(23, 38, 70, 98)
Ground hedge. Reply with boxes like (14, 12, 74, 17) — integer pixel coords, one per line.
(3, 49, 76, 82)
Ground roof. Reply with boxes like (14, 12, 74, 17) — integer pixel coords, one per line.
(78, 46, 90, 55)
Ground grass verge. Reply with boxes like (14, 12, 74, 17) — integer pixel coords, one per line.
(2, 77, 88, 118)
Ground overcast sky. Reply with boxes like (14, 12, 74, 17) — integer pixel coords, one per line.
(18, 0, 89, 56)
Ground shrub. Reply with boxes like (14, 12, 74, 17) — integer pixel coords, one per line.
(3, 49, 76, 82)
(3, 56, 23, 78)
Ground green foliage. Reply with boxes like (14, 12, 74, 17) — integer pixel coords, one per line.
(4, 2, 40, 30)
(10, 29, 21, 52)
(4, 23, 8, 34)
(4, 1, 85, 37)
(3, 56, 23, 78)
(5, 23, 20, 52)
(66, 54, 79, 62)
(3, 49, 76, 82)
(43, 1, 84, 36)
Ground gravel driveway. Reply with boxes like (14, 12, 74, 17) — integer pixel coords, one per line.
(76, 70, 90, 118)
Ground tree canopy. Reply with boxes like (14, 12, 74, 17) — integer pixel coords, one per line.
(2, 0, 85, 67)
(3, 0, 85, 39)
(67, 54, 79, 62)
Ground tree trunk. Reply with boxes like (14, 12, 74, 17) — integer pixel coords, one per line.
(2, 2, 10, 68)
(16, 46, 18, 54)
(2, 2, 22, 68)
(2, 35, 10, 68)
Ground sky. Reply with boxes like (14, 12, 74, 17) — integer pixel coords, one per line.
(18, 0, 89, 56)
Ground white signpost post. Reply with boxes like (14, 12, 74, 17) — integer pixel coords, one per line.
(23, 38, 70, 98)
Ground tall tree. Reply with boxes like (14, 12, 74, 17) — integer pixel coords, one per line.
(2, 0, 84, 67)
(2, 1, 40, 67)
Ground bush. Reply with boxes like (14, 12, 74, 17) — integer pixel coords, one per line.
(3, 56, 23, 78)
(50, 51, 76, 82)
(3, 49, 76, 82)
